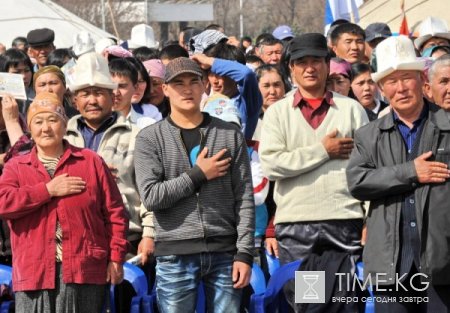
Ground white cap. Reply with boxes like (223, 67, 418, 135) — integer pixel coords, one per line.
(372, 36, 426, 83)
(69, 52, 117, 91)
(72, 31, 95, 57)
(128, 24, 159, 49)
(414, 17, 450, 50)
(95, 37, 115, 54)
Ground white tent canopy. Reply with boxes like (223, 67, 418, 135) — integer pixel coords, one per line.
(0, 0, 115, 49)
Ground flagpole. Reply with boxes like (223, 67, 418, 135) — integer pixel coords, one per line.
(239, 0, 243, 38)
(347, 0, 355, 23)
(101, 0, 106, 31)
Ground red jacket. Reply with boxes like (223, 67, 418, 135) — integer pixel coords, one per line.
(0, 143, 129, 291)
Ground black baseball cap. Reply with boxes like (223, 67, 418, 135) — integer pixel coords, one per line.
(289, 33, 329, 61)
(365, 23, 391, 43)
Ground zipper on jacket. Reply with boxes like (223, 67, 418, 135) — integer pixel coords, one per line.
(197, 130, 208, 238)
(196, 193, 206, 238)
(178, 130, 207, 239)
(392, 201, 399, 281)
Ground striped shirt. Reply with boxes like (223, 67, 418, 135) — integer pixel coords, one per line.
(38, 155, 63, 262)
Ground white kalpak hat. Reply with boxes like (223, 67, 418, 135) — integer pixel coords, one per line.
(95, 37, 115, 54)
(69, 52, 117, 91)
(128, 24, 159, 49)
(72, 31, 95, 57)
(372, 35, 426, 83)
(414, 17, 450, 50)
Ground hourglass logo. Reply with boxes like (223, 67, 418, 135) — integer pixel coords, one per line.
(295, 271, 325, 303)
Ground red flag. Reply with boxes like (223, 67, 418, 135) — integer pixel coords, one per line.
(399, 0, 409, 36)
(399, 13, 409, 36)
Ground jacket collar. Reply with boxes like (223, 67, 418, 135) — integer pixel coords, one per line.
(18, 141, 84, 166)
(67, 113, 132, 134)
(428, 102, 450, 130)
(166, 112, 212, 132)
(292, 89, 335, 108)
(378, 99, 450, 131)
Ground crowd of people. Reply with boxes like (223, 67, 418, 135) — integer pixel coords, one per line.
(0, 14, 450, 313)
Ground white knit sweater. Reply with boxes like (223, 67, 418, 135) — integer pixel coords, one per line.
(259, 91, 369, 224)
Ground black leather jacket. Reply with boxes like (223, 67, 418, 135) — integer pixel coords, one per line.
(347, 100, 450, 285)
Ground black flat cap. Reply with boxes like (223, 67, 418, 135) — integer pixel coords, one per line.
(289, 33, 329, 61)
(27, 28, 55, 47)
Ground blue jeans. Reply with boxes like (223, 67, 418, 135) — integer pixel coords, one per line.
(156, 252, 242, 313)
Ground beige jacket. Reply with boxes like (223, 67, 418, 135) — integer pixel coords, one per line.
(65, 114, 154, 240)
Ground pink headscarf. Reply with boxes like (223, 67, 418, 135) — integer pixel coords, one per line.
(105, 45, 132, 58)
(330, 58, 352, 78)
(143, 59, 166, 80)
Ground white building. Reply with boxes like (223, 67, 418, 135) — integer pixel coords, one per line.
(358, 0, 450, 35)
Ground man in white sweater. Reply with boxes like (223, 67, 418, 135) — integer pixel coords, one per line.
(259, 33, 368, 266)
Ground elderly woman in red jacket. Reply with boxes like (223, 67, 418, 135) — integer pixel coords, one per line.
(0, 92, 129, 313)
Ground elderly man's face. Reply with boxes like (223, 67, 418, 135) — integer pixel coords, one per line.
(74, 87, 114, 130)
(260, 43, 283, 65)
(379, 70, 424, 117)
(427, 65, 450, 111)
(29, 44, 55, 68)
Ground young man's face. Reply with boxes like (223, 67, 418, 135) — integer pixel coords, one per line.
(364, 38, 385, 62)
(332, 33, 365, 64)
(111, 74, 136, 116)
(8, 62, 32, 88)
(163, 73, 205, 114)
(131, 72, 148, 104)
(207, 72, 238, 98)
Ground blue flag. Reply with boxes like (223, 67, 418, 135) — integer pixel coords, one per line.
(324, 0, 364, 34)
